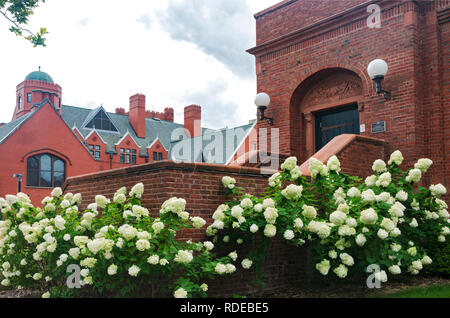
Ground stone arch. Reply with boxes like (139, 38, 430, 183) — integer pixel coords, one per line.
(289, 68, 365, 162)
(21, 148, 72, 166)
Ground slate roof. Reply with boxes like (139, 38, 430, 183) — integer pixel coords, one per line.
(0, 112, 33, 144)
(0, 101, 256, 165)
(169, 122, 256, 165)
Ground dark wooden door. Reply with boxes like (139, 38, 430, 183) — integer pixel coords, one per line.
(315, 104, 360, 151)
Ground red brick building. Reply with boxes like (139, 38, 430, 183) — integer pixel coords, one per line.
(248, 0, 449, 191)
(0, 71, 257, 203)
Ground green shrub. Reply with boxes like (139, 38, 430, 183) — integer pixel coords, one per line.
(0, 150, 448, 298)
(423, 241, 450, 277)
(0, 185, 235, 298)
(211, 152, 449, 286)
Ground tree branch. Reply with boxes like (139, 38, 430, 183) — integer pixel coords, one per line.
(0, 9, 37, 38)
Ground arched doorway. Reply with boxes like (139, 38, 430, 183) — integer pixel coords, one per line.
(290, 68, 364, 161)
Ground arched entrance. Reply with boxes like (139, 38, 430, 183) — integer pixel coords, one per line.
(290, 68, 364, 161)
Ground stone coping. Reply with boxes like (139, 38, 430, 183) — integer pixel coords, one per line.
(299, 134, 387, 176)
(63, 161, 274, 190)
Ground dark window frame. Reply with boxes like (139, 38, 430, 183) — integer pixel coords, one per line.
(132, 149, 137, 164)
(120, 148, 125, 163)
(85, 110, 118, 132)
(26, 153, 66, 188)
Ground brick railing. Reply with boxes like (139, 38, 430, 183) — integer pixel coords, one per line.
(299, 134, 388, 177)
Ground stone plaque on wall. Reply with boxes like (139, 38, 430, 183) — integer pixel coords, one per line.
(371, 121, 386, 134)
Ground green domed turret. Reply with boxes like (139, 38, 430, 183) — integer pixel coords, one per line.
(25, 70, 54, 83)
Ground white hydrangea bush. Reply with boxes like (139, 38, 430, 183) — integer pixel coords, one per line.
(212, 152, 448, 285)
(0, 184, 234, 298)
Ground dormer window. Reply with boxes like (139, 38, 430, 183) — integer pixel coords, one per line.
(85, 109, 118, 132)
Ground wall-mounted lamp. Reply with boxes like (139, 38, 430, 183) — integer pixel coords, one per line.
(255, 92, 273, 125)
(367, 59, 391, 100)
(13, 173, 23, 193)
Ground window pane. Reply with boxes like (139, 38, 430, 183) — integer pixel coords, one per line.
(54, 159, 65, 173)
(27, 156, 39, 169)
(40, 171, 52, 187)
(40, 155, 51, 171)
(132, 155, 136, 164)
(120, 155, 125, 163)
(95, 151, 100, 160)
(132, 149, 136, 155)
(126, 154, 130, 163)
(86, 111, 117, 132)
(27, 170, 39, 186)
(153, 152, 157, 160)
(53, 172, 65, 187)
(95, 145, 100, 150)
(27, 93, 32, 103)
(120, 148, 124, 153)
(89, 144, 94, 150)
(159, 153, 163, 161)
(94, 118, 101, 129)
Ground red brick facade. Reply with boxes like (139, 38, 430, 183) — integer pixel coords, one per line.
(13, 79, 62, 120)
(248, 0, 450, 198)
(0, 71, 256, 204)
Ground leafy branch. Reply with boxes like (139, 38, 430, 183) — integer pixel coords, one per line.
(0, 0, 47, 47)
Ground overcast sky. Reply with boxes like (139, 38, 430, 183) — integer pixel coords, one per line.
(0, 0, 280, 129)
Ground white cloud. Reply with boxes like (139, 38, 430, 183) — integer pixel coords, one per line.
(0, 0, 280, 129)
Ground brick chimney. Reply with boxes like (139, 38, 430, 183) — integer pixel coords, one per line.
(164, 107, 174, 122)
(129, 94, 146, 138)
(184, 105, 202, 138)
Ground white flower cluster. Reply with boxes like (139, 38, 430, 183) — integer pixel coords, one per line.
(160, 197, 187, 217)
(327, 155, 341, 173)
(268, 173, 282, 187)
(388, 150, 404, 166)
(309, 158, 328, 179)
(129, 183, 144, 199)
(222, 176, 236, 189)
(174, 250, 193, 264)
(430, 184, 447, 197)
(281, 157, 302, 180)
(281, 184, 303, 200)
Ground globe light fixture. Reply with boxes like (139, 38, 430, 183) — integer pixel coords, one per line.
(255, 92, 273, 125)
(367, 59, 391, 100)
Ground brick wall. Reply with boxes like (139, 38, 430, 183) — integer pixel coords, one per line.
(249, 0, 449, 202)
(254, 0, 369, 45)
(335, 135, 389, 178)
(63, 161, 312, 297)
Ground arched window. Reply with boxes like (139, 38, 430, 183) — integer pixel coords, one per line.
(27, 153, 66, 187)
